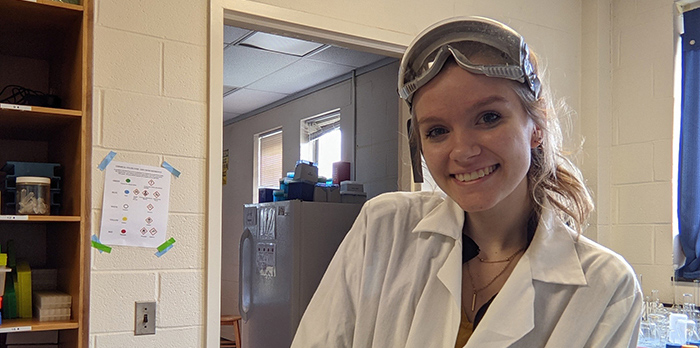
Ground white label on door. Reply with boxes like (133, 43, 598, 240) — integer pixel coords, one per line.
(256, 242, 276, 278)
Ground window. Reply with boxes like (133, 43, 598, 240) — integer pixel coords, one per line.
(675, 7, 700, 279)
(256, 129, 283, 196)
(300, 110, 341, 179)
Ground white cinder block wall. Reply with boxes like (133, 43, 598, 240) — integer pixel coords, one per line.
(90, 0, 208, 347)
(603, 0, 677, 303)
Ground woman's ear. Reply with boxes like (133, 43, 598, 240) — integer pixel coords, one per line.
(531, 125, 543, 149)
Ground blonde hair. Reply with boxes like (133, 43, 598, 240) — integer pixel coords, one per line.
(409, 52, 594, 234)
(512, 51, 593, 234)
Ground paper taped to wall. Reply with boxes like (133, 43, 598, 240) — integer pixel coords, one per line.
(99, 161, 171, 248)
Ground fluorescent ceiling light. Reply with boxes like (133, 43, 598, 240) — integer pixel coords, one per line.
(239, 32, 324, 57)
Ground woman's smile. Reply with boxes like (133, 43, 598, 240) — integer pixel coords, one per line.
(453, 164, 499, 183)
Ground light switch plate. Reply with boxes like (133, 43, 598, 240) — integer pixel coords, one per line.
(135, 301, 156, 335)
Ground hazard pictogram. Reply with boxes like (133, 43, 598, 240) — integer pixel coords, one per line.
(148, 179, 155, 186)
(143, 190, 149, 196)
(140, 227, 147, 235)
(147, 204, 154, 211)
(149, 228, 157, 235)
(153, 191, 160, 198)
(133, 189, 140, 195)
(145, 217, 153, 224)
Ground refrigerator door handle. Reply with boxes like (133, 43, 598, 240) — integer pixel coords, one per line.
(239, 228, 254, 322)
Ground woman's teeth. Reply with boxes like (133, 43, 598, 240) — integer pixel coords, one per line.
(455, 165, 497, 182)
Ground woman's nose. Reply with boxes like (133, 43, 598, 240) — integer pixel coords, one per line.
(449, 134, 480, 162)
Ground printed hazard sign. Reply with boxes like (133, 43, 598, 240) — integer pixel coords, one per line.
(99, 161, 171, 248)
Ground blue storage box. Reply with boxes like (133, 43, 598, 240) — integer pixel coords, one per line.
(287, 181, 315, 201)
(258, 188, 275, 203)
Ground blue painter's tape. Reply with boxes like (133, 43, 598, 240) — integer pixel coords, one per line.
(161, 161, 181, 178)
(92, 234, 104, 254)
(98, 151, 117, 171)
(155, 244, 174, 257)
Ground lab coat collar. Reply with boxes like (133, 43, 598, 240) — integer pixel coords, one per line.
(413, 196, 587, 285)
(411, 195, 464, 240)
(527, 206, 588, 286)
(411, 196, 588, 346)
(468, 207, 587, 346)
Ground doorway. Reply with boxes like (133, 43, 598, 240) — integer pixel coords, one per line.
(207, 4, 410, 346)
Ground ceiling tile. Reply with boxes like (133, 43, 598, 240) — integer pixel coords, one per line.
(247, 59, 354, 94)
(224, 26, 251, 44)
(223, 45, 299, 88)
(223, 112, 241, 122)
(223, 85, 237, 94)
(308, 46, 387, 68)
(223, 88, 288, 115)
(240, 32, 324, 56)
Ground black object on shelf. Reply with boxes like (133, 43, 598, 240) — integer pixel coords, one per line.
(1, 161, 62, 215)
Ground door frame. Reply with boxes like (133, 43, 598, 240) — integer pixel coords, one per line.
(206, 1, 409, 346)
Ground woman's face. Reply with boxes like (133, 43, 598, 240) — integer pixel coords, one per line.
(413, 63, 538, 213)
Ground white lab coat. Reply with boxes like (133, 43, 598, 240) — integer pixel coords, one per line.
(291, 191, 643, 348)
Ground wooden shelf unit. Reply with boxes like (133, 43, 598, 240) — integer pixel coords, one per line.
(0, 318, 80, 332)
(0, 0, 91, 347)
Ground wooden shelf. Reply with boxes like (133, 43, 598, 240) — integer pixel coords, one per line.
(0, 215, 80, 222)
(0, 0, 82, 17)
(0, 318, 79, 333)
(0, 105, 81, 118)
(0, 105, 82, 140)
(0, 0, 91, 345)
(34, 0, 83, 12)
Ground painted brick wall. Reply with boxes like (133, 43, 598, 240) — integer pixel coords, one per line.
(90, 0, 208, 346)
(608, 0, 677, 303)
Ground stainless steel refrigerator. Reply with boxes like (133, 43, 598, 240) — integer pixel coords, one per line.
(239, 200, 363, 348)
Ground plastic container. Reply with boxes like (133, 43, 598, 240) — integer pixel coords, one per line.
(340, 192, 367, 204)
(33, 291, 72, 309)
(16, 261, 32, 318)
(340, 181, 364, 194)
(34, 306, 71, 321)
(15, 176, 51, 215)
(0, 266, 10, 296)
(332, 161, 351, 184)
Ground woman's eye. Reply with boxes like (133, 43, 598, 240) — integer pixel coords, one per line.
(479, 112, 501, 125)
(425, 127, 448, 139)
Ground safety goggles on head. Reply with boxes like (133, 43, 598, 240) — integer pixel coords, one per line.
(398, 16, 541, 107)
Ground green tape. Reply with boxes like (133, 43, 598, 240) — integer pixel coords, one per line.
(91, 241, 112, 253)
(157, 237, 176, 252)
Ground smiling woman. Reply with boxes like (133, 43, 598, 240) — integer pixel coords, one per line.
(413, 66, 536, 215)
(291, 16, 643, 348)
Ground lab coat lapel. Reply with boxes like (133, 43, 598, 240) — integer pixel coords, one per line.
(411, 196, 465, 342)
(467, 254, 536, 347)
(412, 195, 465, 308)
(437, 237, 463, 311)
(528, 207, 587, 286)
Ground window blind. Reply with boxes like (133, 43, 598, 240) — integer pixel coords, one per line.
(258, 130, 283, 188)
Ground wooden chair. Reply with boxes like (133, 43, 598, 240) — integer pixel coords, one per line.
(220, 315, 242, 348)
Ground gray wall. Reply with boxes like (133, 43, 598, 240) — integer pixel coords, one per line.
(221, 61, 400, 316)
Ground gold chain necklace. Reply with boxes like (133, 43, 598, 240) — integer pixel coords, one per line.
(465, 247, 525, 312)
(477, 247, 526, 263)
